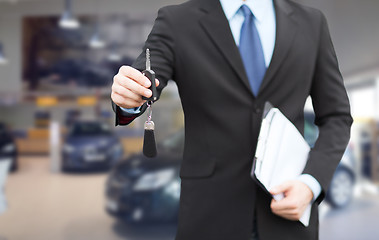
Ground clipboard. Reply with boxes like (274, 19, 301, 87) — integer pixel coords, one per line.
(251, 102, 312, 226)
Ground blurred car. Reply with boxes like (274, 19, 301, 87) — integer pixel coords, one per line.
(62, 120, 123, 172)
(0, 123, 18, 172)
(105, 131, 183, 222)
(326, 145, 355, 208)
(106, 113, 355, 222)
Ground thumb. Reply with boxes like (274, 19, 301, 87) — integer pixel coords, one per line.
(269, 181, 293, 195)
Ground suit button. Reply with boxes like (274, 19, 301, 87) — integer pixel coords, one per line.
(255, 108, 262, 114)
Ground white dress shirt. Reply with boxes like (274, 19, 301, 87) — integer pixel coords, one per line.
(219, 0, 276, 67)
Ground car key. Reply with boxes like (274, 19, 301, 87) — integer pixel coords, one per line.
(142, 48, 157, 157)
(142, 49, 158, 102)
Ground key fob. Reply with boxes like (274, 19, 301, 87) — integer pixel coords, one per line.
(142, 69, 158, 102)
(143, 120, 157, 158)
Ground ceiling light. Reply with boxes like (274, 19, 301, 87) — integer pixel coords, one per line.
(59, 0, 80, 29)
(108, 52, 122, 62)
(107, 44, 122, 61)
(89, 31, 106, 49)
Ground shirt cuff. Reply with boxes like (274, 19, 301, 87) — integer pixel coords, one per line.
(120, 106, 141, 114)
(298, 174, 322, 202)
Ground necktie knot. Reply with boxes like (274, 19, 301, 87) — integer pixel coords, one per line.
(240, 5, 253, 18)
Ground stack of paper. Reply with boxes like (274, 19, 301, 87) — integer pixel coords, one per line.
(252, 106, 311, 226)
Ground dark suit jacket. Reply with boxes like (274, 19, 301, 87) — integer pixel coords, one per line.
(112, 0, 353, 239)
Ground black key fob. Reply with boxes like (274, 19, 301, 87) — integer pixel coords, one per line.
(143, 120, 157, 158)
(142, 69, 158, 102)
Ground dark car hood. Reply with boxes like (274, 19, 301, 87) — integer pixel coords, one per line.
(0, 135, 14, 148)
(129, 154, 180, 170)
(114, 151, 181, 179)
(111, 130, 184, 178)
(65, 135, 119, 148)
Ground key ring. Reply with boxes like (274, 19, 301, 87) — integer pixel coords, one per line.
(146, 101, 153, 122)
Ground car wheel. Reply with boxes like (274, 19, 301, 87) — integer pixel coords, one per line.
(326, 168, 354, 208)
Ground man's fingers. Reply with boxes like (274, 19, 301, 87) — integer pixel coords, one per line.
(112, 66, 160, 109)
(270, 199, 303, 221)
(272, 212, 301, 221)
(112, 85, 146, 103)
(156, 78, 160, 87)
(115, 74, 152, 98)
(269, 181, 293, 195)
(269, 181, 313, 221)
(111, 92, 144, 109)
(119, 65, 151, 88)
(272, 208, 299, 217)
(271, 209, 303, 221)
(270, 197, 297, 211)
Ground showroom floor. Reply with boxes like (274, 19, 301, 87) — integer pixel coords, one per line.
(1, 157, 379, 240)
(0, 157, 176, 240)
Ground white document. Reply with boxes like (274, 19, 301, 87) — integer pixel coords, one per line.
(0, 159, 11, 215)
(252, 107, 312, 227)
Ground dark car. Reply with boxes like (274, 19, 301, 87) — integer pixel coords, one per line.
(105, 131, 183, 222)
(0, 123, 17, 172)
(106, 113, 355, 222)
(326, 145, 355, 208)
(62, 120, 123, 172)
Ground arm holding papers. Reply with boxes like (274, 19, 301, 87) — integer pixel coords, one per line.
(252, 105, 318, 226)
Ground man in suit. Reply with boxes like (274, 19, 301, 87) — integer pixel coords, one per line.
(111, 0, 353, 239)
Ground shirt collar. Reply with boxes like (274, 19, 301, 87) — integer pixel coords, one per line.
(219, 0, 273, 22)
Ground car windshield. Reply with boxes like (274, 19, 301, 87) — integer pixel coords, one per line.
(70, 122, 111, 136)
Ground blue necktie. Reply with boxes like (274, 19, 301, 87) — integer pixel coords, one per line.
(239, 5, 266, 96)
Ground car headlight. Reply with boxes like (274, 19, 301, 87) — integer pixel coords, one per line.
(63, 144, 75, 153)
(163, 178, 181, 199)
(2, 143, 15, 153)
(133, 168, 175, 191)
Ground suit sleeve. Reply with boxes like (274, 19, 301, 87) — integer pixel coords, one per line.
(303, 12, 353, 203)
(113, 7, 175, 126)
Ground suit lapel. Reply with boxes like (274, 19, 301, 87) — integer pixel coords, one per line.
(199, 0, 253, 96)
(258, 0, 298, 95)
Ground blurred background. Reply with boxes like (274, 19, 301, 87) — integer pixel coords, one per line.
(0, 0, 378, 239)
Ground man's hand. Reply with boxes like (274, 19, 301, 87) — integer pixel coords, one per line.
(111, 66, 159, 109)
(269, 180, 313, 221)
